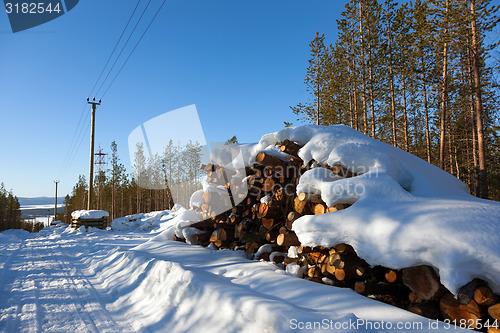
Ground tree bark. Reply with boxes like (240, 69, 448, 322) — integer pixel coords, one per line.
(470, 0, 488, 198)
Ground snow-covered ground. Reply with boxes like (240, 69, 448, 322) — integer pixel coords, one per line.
(3, 125, 498, 332)
(0, 220, 473, 333)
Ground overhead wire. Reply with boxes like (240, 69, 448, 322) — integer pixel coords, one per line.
(94, 0, 153, 97)
(101, 0, 168, 98)
(57, 0, 167, 180)
(88, 0, 143, 97)
(57, 0, 145, 180)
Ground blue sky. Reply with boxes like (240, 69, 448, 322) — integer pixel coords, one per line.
(0, 0, 348, 197)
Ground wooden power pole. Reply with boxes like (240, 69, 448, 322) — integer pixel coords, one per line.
(87, 98, 101, 210)
(54, 180, 59, 221)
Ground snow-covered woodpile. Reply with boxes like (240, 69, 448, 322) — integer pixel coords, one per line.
(71, 210, 109, 229)
(173, 138, 500, 332)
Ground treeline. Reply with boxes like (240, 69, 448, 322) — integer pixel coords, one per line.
(0, 183, 44, 233)
(292, 0, 499, 200)
(59, 140, 204, 223)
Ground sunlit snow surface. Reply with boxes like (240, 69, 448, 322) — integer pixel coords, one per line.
(0, 225, 472, 332)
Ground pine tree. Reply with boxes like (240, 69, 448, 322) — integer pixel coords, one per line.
(291, 32, 328, 125)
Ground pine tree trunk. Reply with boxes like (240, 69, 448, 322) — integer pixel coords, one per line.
(316, 51, 320, 126)
(466, 45, 479, 195)
(421, 69, 432, 163)
(401, 77, 409, 152)
(470, 0, 488, 199)
(367, 40, 376, 138)
(439, 0, 450, 171)
(359, 2, 368, 135)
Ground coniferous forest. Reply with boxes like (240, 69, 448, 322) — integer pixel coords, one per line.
(291, 0, 499, 200)
(58, 140, 204, 223)
(58, 0, 500, 225)
(0, 184, 44, 232)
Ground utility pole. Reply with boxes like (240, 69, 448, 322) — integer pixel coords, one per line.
(87, 97, 101, 210)
(54, 180, 59, 221)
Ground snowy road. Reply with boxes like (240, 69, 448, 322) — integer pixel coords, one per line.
(0, 229, 141, 333)
(0, 226, 473, 333)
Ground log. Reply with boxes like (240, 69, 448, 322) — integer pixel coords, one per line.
(402, 265, 443, 301)
(265, 230, 279, 243)
(335, 243, 355, 254)
(276, 231, 300, 247)
(354, 281, 391, 296)
(299, 246, 327, 254)
(258, 203, 269, 217)
(255, 152, 289, 170)
(217, 228, 234, 242)
(245, 241, 260, 254)
(489, 303, 500, 321)
(173, 234, 185, 242)
(279, 139, 302, 157)
(278, 226, 289, 235)
(385, 270, 399, 284)
(313, 203, 326, 215)
(326, 206, 338, 213)
(270, 252, 286, 264)
(193, 232, 211, 243)
(287, 211, 300, 222)
(328, 164, 355, 178)
(474, 285, 497, 307)
(229, 214, 241, 224)
(440, 293, 482, 328)
(190, 219, 215, 230)
(307, 266, 322, 278)
(261, 218, 274, 229)
(408, 302, 441, 319)
(457, 278, 484, 305)
(294, 197, 307, 214)
(262, 177, 275, 193)
(409, 292, 422, 304)
(333, 258, 368, 281)
(297, 192, 322, 203)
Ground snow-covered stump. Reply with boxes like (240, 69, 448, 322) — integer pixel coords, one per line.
(173, 127, 500, 332)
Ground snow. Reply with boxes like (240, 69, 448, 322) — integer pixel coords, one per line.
(0, 225, 473, 332)
(20, 203, 65, 210)
(111, 210, 173, 232)
(2, 124, 499, 332)
(203, 125, 500, 295)
(71, 210, 110, 219)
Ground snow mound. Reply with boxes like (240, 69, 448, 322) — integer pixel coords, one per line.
(193, 125, 500, 295)
(71, 210, 109, 219)
(111, 210, 173, 231)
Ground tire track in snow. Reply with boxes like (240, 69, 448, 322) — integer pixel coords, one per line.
(0, 237, 26, 332)
(54, 242, 136, 333)
(0, 232, 135, 333)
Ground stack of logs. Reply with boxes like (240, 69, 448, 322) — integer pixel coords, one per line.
(174, 139, 500, 332)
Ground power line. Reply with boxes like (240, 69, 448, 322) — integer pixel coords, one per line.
(59, 112, 91, 179)
(57, 103, 90, 178)
(57, 0, 166, 181)
(94, 0, 153, 97)
(57, 1, 144, 180)
(102, 0, 167, 98)
(88, 0, 143, 97)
